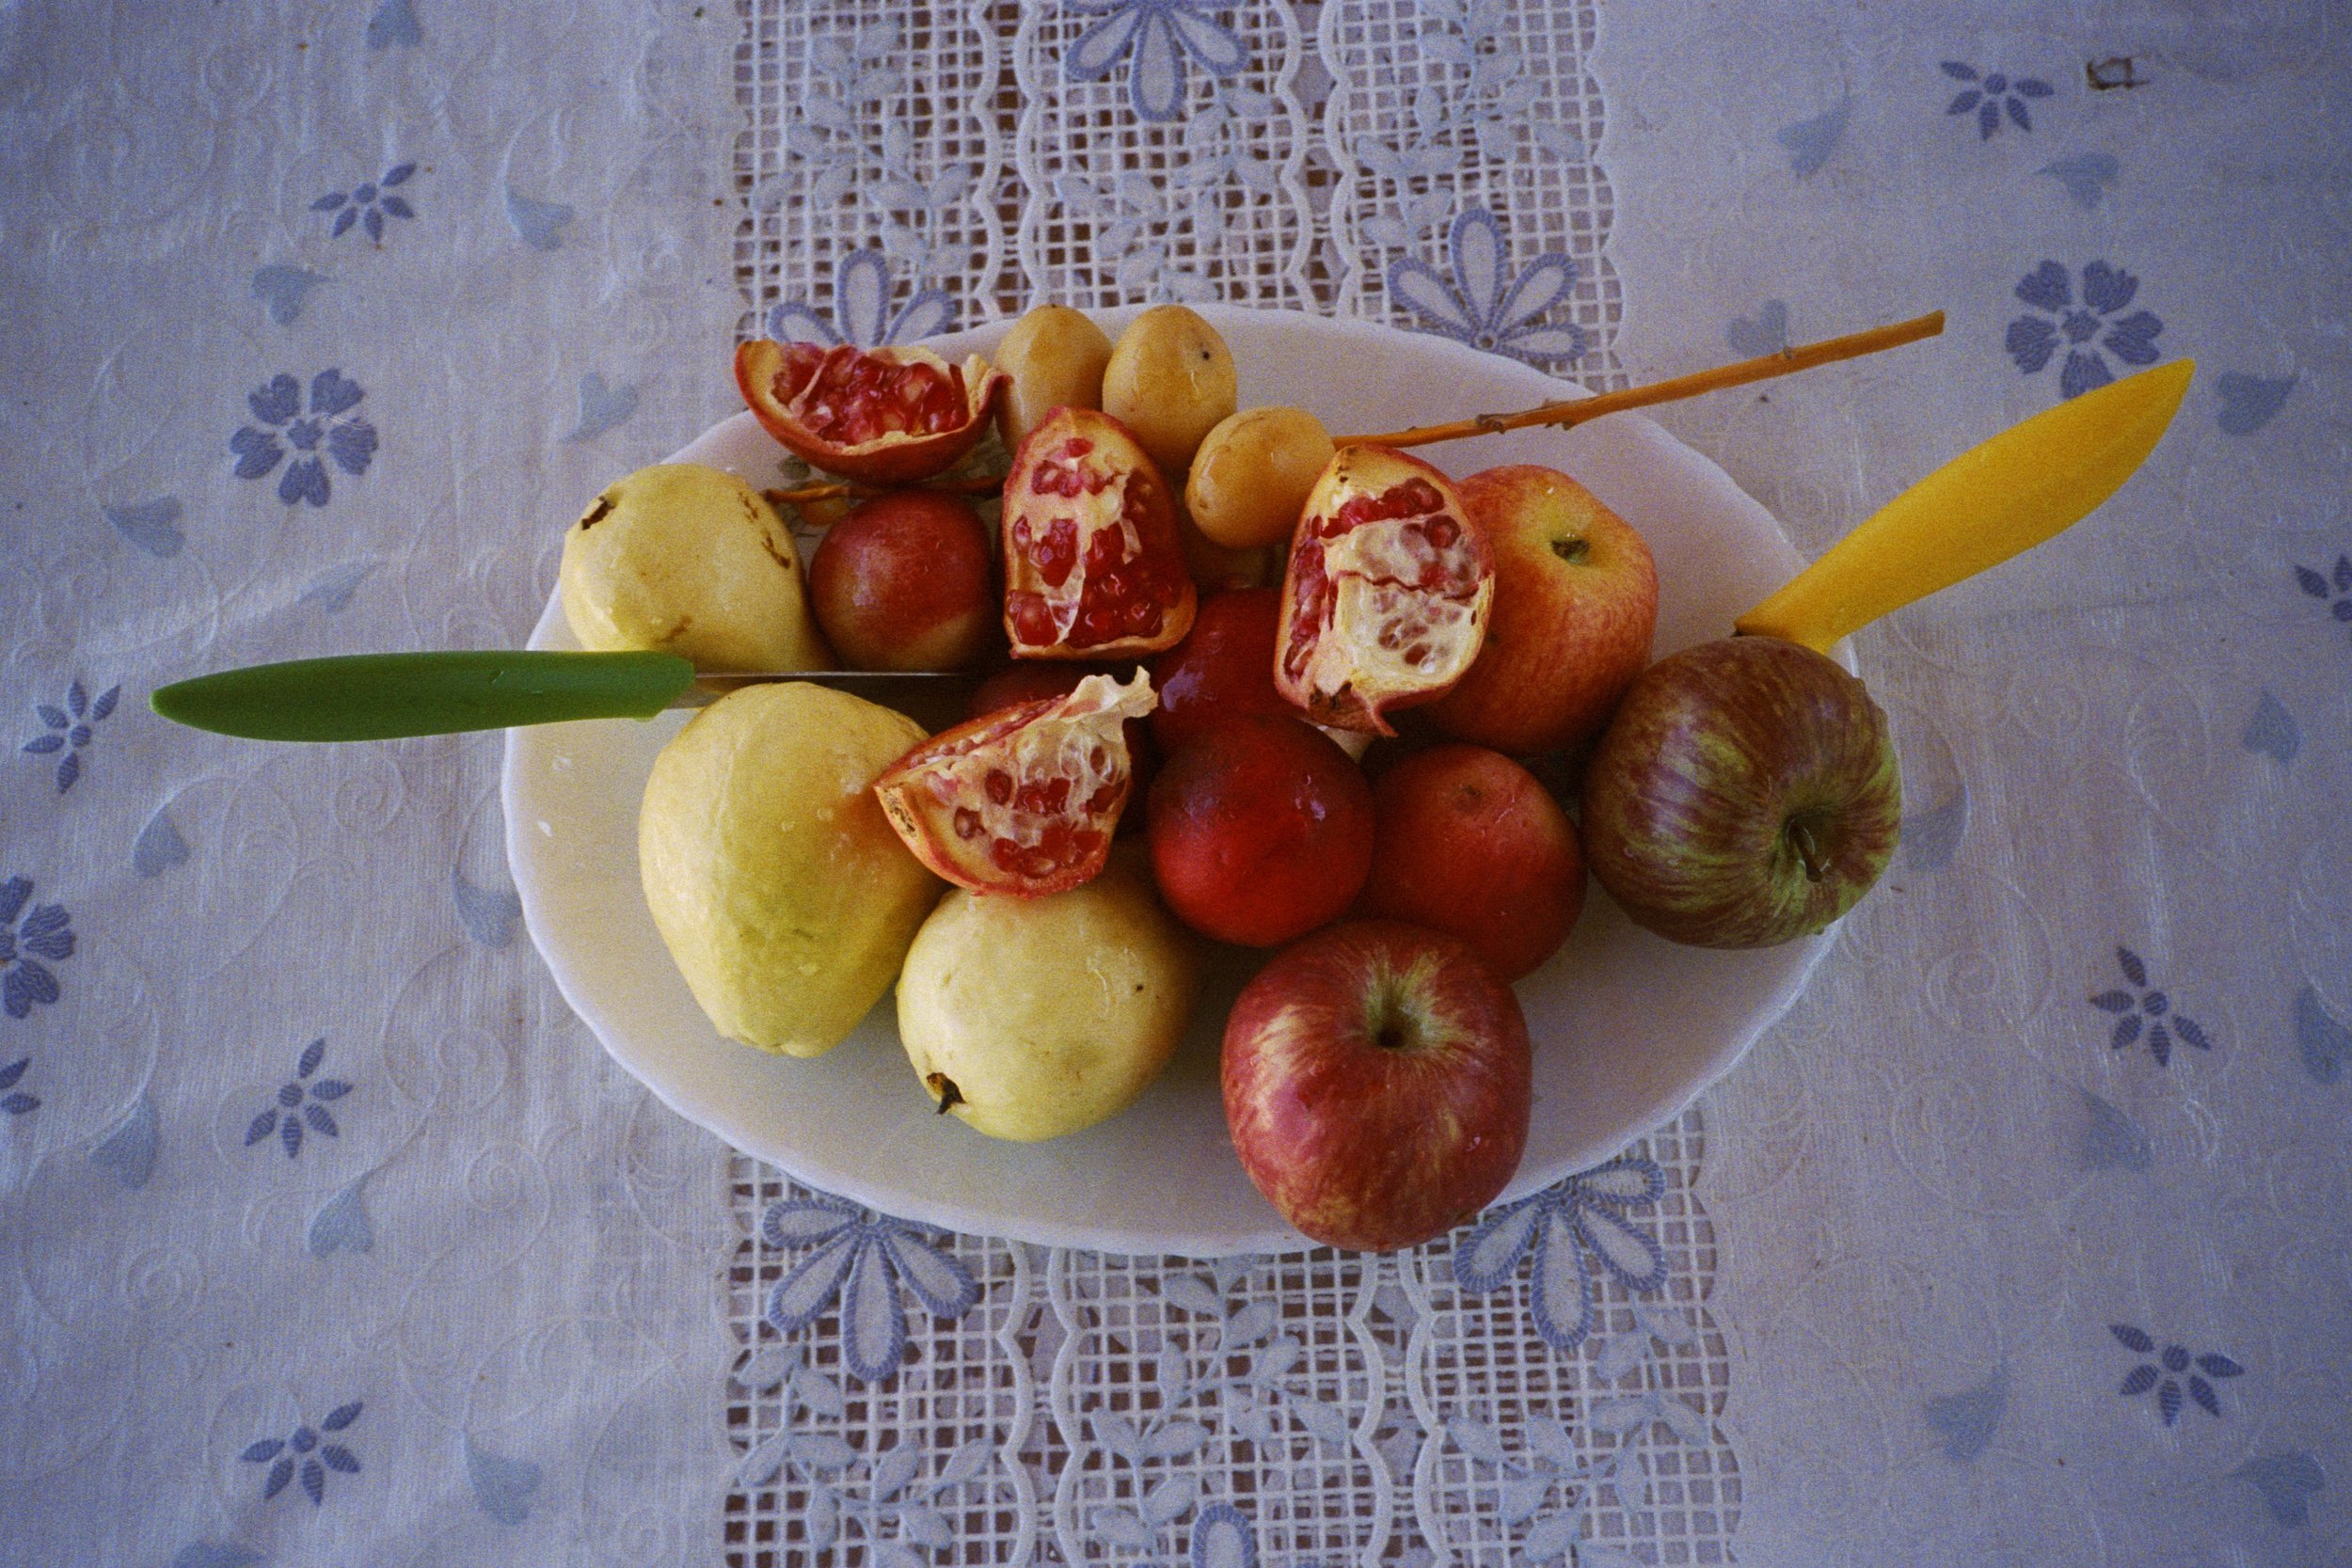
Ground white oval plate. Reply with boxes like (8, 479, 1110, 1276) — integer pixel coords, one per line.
(503, 306, 1830, 1257)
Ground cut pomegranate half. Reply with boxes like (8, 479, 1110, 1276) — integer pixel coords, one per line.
(874, 669, 1157, 896)
(1001, 407, 1197, 660)
(1275, 446, 1493, 735)
(735, 339, 1005, 485)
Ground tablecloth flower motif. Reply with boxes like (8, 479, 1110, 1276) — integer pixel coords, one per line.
(1454, 1157, 1671, 1350)
(245, 1038, 353, 1159)
(773, 22, 976, 273)
(241, 1402, 362, 1504)
(312, 163, 417, 242)
(1388, 208, 1589, 369)
(2109, 1325, 2242, 1426)
(1, 1055, 36, 1115)
(1061, 0, 1247, 123)
(2089, 945, 2212, 1067)
(21, 682, 118, 793)
(1940, 62, 2054, 137)
(2294, 554, 2352, 641)
(230, 371, 378, 508)
(759, 1192, 980, 1383)
(764, 248, 953, 348)
(2004, 261, 2164, 400)
(1, 876, 74, 1020)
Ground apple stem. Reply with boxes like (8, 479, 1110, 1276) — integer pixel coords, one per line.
(1332, 310, 1947, 449)
(1787, 817, 1827, 883)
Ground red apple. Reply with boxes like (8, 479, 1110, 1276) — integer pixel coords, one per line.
(969, 662, 1157, 834)
(1581, 636, 1900, 947)
(809, 488, 997, 671)
(1425, 465, 1658, 754)
(1147, 714, 1374, 946)
(1148, 588, 1308, 755)
(1359, 743, 1586, 981)
(1223, 919, 1532, 1251)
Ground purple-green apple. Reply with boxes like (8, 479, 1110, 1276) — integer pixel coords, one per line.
(1581, 636, 1900, 947)
(1222, 920, 1532, 1251)
(1425, 466, 1659, 755)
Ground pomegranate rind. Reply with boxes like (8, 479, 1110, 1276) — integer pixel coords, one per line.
(874, 670, 1157, 896)
(735, 338, 1006, 486)
(1274, 445, 1493, 736)
(1001, 408, 1198, 660)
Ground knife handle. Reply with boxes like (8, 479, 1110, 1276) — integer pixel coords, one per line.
(1735, 359, 2195, 651)
(151, 651, 699, 741)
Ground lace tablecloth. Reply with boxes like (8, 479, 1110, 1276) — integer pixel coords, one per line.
(4, 3, 2344, 1565)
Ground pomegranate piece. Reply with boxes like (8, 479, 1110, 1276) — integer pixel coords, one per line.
(735, 339, 1005, 485)
(1001, 407, 1197, 659)
(1275, 446, 1493, 735)
(874, 670, 1157, 896)
(968, 662, 1158, 835)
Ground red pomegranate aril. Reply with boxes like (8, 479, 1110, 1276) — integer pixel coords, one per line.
(737, 339, 1004, 485)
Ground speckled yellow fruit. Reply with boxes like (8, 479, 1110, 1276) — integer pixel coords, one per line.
(560, 463, 831, 673)
(640, 684, 942, 1057)
(897, 851, 1198, 1140)
(1102, 305, 1238, 471)
(1185, 405, 1336, 549)
(993, 305, 1116, 451)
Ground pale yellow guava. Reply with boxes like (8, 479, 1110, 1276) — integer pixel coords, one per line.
(560, 462, 832, 673)
(896, 850, 1198, 1141)
(639, 684, 940, 1057)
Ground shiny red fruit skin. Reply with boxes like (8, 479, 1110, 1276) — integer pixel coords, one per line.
(1147, 588, 1312, 755)
(1000, 407, 1197, 660)
(1359, 743, 1586, 981)
(810, 489, 997, 671)
(736, 339, 1004, 485)
(1222, 919, 1532, 1251)
(968, 662, 1158, 834)
(1146, 714, 1375, 947)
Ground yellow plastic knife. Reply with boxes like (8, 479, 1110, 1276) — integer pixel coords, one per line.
(1735, 358, 2196, 649)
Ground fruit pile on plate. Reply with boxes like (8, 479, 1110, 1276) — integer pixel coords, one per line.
(554, 305, 1900, 1252)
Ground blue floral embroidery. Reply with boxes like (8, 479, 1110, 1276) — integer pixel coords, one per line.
(759, 1192, 980, 1383)
(2109, 1325, 2241, 1425)
(241, 1402, 361, 1504)
(1062, 0, 1247, 123)
(2005, 261, 2164, 399)
(0, 876, 74, 1020)
(245, 1038, 352, 1159)
(1940, 62, 2054, 137)
(1388, 209, 1589, 369)
(2293, 554, 2352, 641)
(230, 371, 378, 508)
(764, 248, 954, 348)
(2090, 946, 2212, 1068)
(22, 682, 119, 792)
(312, 164, 417, 243)
(0, 1056, 36, 1116)
(1454, 1157, 1670, 1350)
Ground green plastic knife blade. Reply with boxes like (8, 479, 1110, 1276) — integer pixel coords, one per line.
(150, 651, 700, 741)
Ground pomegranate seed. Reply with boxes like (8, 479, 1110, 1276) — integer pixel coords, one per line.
(985, 769, 1013, 805)
(953, 807, 982, 840)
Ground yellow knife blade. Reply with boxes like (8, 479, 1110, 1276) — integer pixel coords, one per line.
(1735, 358, 2196, 651)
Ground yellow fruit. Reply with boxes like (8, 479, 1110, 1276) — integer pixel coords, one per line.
(896, 850, 1197, 1140)
(1185, 405, 1335, 548)
(560, 463, 831, 673)
(1102, 305, 1238, 471)
(639, 684, 942, 1057)
(994, 304, 1116, 451)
